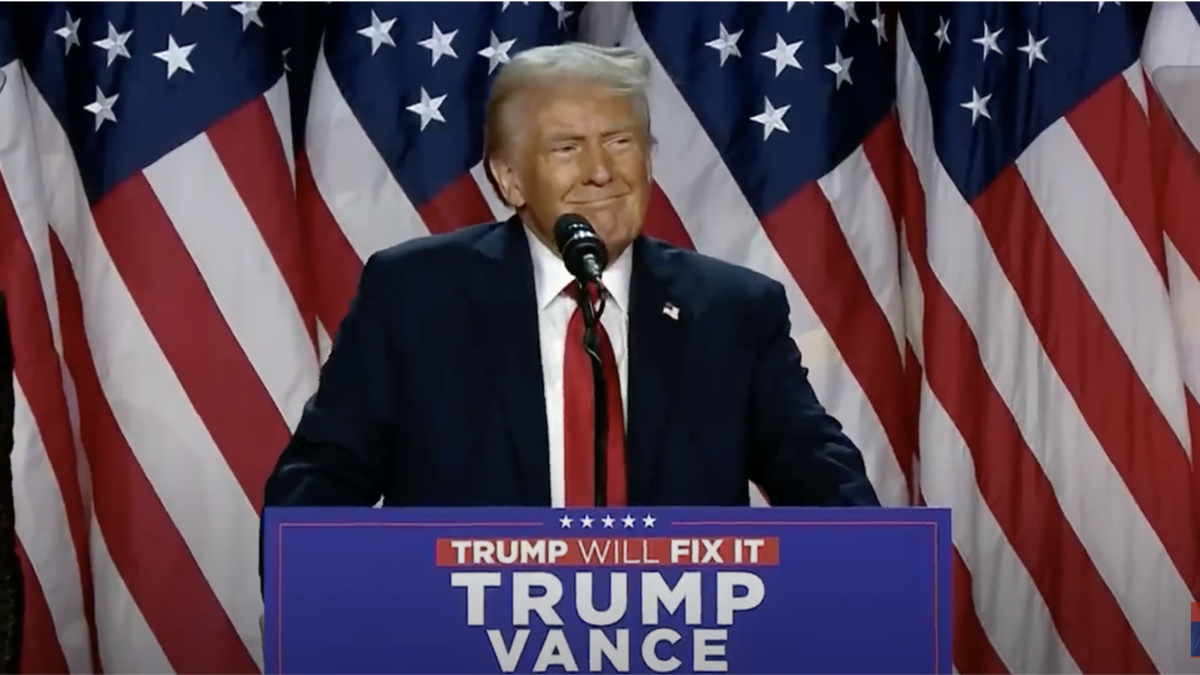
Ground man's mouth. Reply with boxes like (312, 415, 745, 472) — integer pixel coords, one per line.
(570, 194, 627, 206)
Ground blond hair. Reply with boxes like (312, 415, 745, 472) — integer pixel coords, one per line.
(483, 42, 653, 205)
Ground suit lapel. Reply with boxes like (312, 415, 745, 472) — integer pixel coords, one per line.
(625, 237, 688, 502)
(468, 218, 551, 504)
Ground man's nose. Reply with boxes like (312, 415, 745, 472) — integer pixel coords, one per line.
(579, 141, 614, 186)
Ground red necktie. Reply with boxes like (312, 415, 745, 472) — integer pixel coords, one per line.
(562, 284, 628, 507)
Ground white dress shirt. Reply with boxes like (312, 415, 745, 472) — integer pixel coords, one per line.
(524, 226, 631, 508)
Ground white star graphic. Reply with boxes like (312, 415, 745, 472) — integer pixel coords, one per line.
(972, 22, 1003, 61)
(282, 47, 291, 72)
(181, 1, 207, 15)
(750, 97, 791, 140)
(549, 2, 574, 29)
(501, 0, 530, 9)
(601, 515, 615, 528)
(825, 46, 854, 90)
(960, 87, 992, 125)
(833, 1, 859, 27)
(761, 34, 802, 77)
(407, 87, 447, 131)
(621, 515, 636, 529)
(479, 31, 516, 75)
(1017, 31, 1048, 68)
(642, 515, 656, 528)
(232, 2, 264, 30)
(94, 22, 133, 67)
(1097, 0, 1120, 11)
(54, 11, 82, 56)
(559, 515, 572, 528)
(358, 10, 396, 56)
(153, 35, 196, 79)
(871, 3, 887, 45)
(705, 23, 742, 67)
(580, 515, 594, 528)
(83, 86, 119, 131)
(418, 23, 458, 66)
(934, 16, 951, 52)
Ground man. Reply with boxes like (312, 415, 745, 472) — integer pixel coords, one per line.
(263, 42, 879, 510)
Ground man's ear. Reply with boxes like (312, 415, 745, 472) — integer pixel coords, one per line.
(488, 155, 526, 209)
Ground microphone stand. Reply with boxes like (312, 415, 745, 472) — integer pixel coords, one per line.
(573, 280, 609, 508)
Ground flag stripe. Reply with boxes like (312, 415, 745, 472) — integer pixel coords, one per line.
(295, 149, 362, 338)
(0, 140, 101, 674)
(47, 226, 255, 673)
(93, 174, 289, 510)
(416, 170, 496, 236)
(206, 94, 318, 352)
(764, 178, 909, 504)
(1067, 75, 1168, 280)
(15, 539, 70, 675)
(144, 134, 316, 434)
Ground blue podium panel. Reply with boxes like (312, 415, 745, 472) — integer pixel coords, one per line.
(263, 507, 951, 674)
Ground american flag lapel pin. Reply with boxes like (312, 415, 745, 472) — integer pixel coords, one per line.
(662, 302, 680, 321)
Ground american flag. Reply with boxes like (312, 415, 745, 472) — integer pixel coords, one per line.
(1, 1, 1198, 673)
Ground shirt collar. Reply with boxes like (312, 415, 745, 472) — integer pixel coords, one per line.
(525, 225, 632, 312)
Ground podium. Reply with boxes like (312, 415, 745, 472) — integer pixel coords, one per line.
(263, 506, 951, 674)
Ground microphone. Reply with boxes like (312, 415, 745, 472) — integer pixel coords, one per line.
(551, 214, 610, 508)
(553, 214, 608, 283)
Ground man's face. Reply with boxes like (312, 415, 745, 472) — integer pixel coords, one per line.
(491, 81, 651, 261)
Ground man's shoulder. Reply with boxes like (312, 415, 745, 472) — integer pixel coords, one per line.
(365, 220, 504, 273)
(644, 237, 782, 303)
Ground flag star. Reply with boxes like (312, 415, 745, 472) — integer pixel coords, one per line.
(83, 86, 119, 131)
(750, 97, 791, 140)
(549, 2, 574, 29)
(282, 47, 291, 72)
(601, 515, 615, 528)
(407, 88, 447, 131)
(960, 87, 992, 125)
(181, 1, 206, 15)
(934, 16, 951, 52)
(94, 23, 133, 68)
(621, 515, 636, 528)
(54, 11, 82, 56)
(559, 515, 572, 528)
(972, 22, 1003, 61)
(761, 34, 802, 77)
(479, 31, 517, 75)
(501, 0, 529, 9)
(232, 2, 264, 30)
(153, 35, 196, 79)
(580, 515, 594, 528)
(705, 23, 742, 66)
(833, 1, 859, 27)
(871, 3, 887, 44)
(1097, 0, 1120, 10)
(642, 515, 656, 528)
(1017, 31, 1048, 68)
(824, 45, 854, 90)
(418, 23, 458, 66)
(357, 10, 396, 55)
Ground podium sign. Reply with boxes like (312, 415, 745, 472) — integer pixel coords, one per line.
(263, 507, 951, 674)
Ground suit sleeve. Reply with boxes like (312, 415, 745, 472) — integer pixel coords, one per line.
(262, 253, 400, 509)
(746, 280, 882, 506)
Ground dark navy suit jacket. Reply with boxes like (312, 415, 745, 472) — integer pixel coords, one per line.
(263, 217, 880, 509)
